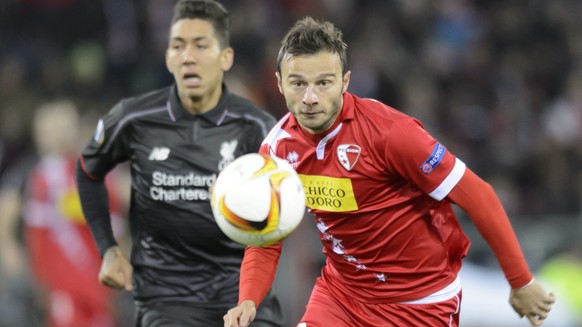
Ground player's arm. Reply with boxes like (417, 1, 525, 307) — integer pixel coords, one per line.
(76, 102, 134, 290)
(224, 242, 282, 327)
(76, 159, 133, 290)
(224, 123, 286, 326)
(447, 168, 555, 326)
(76, 159, 116, 255)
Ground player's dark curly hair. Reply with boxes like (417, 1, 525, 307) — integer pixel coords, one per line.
(171, 0, 230, 49)
(277, 17, 348, 75)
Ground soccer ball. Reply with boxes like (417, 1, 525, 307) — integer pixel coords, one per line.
(211, 153, 306, 246)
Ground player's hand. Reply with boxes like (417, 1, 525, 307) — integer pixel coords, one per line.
(99, 245, 134, 291)
(223, 300, 256, 327)
(509, 279, 556, 326)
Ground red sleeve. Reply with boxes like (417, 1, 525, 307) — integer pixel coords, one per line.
(238, 242, 282, 306)
(386, 118, 458, 197)
(447, 168, 533, 288)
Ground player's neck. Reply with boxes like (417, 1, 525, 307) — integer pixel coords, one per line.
(298, 111, 343, 143)
(181, 88, 222, 115)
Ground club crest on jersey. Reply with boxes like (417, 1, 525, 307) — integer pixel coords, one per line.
(420, 143, 446, 175)
(337, 144, 361, 171)
(286, 151, 300, 168)
(218, 139, 238, 170)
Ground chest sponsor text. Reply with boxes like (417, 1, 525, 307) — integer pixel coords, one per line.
(298, 174, 358, 212)
(150, 171, 216, 201)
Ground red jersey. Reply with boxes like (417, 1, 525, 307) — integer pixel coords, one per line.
(23, 155, 123, 323)
(260, 92, 470, 303)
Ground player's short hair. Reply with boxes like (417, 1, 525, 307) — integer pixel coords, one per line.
(171, 0, 230, 49)
(277, 17, 348, 75)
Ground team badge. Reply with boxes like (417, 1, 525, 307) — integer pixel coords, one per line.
(286, 151, 300, 168)
(218, 139, 238, 170)
(337, 144, 361, 171)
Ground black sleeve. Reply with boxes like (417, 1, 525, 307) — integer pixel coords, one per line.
(75, 159, 117, 256)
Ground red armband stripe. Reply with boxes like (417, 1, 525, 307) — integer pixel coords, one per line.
(79, 156, 100, 181)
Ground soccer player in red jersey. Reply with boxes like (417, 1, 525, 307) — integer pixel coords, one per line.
(10, 101, 125, 327)
(224, 17, 556, 327)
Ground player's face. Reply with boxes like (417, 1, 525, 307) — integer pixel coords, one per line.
(166, 19, 233, 113)
(277, 51, 350, 134)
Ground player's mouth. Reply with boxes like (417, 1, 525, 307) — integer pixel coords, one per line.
(183, 73, 201, 88)
(300, 106, 321, 116)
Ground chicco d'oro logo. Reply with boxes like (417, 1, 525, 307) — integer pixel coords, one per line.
(298, 174, 358, 212)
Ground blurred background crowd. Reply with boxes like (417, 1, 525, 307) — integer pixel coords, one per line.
(0, 0, 581, 326)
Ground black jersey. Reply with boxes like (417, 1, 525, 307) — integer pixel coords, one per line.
(80, 84, 276, 306)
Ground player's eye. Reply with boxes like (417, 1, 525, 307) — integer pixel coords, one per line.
(170, 43, 185, 50)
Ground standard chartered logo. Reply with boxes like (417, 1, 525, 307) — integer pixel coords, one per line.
(150, 171, 216, 201)
(298, 174, 358, 212)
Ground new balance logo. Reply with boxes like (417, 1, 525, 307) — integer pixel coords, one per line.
(148, 147, 170, 161)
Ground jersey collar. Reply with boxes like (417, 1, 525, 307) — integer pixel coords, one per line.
(167, 84, 232, 125)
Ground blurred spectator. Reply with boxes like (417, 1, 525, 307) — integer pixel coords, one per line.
(0, 100, 129, 327)
(1, 0, 582, 325)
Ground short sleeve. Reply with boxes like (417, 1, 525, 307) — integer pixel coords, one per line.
(80, 102, 131, 179)
(385, 118, 465, 200)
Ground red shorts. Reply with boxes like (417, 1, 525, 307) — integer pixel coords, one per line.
(298, 278, 462, 327)
(45, 288, 116, 327)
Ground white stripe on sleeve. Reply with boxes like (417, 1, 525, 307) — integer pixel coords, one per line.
(428, 159, 466, 201)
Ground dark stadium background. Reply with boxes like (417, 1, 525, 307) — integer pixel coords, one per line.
(0, 0, 580, 326)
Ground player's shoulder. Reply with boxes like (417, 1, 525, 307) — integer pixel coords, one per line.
(113, 86, 171, 117)
(224, 92, 277, 125)
(352, 94, 410, 121)
(102, 87, 170, 129)
(349, 93, 421, 131)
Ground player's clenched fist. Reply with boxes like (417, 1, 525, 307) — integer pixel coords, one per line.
(99, 245, 133, 291)
(509, 279, 556, 326)
(224, 300, 257, 327)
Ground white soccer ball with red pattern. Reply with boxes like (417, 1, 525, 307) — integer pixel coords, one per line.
(211, 153, 306, 246)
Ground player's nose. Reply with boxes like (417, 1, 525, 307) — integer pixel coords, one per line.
(182, 44, 198, 64)
(302, 85, 318, 105)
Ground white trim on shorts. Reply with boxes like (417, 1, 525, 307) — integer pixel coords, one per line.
(398, 275, 461, 304)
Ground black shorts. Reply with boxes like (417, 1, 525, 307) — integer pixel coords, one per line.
(134, 290, 285, 327)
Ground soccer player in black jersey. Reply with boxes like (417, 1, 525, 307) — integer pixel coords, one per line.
(75, 1, 284, 326)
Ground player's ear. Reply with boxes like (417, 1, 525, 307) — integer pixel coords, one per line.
(276, 72, 283, 94)
(221, 47, 234, 72)
(165, 50, 172, 74)
(342, 70, 351, 94)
